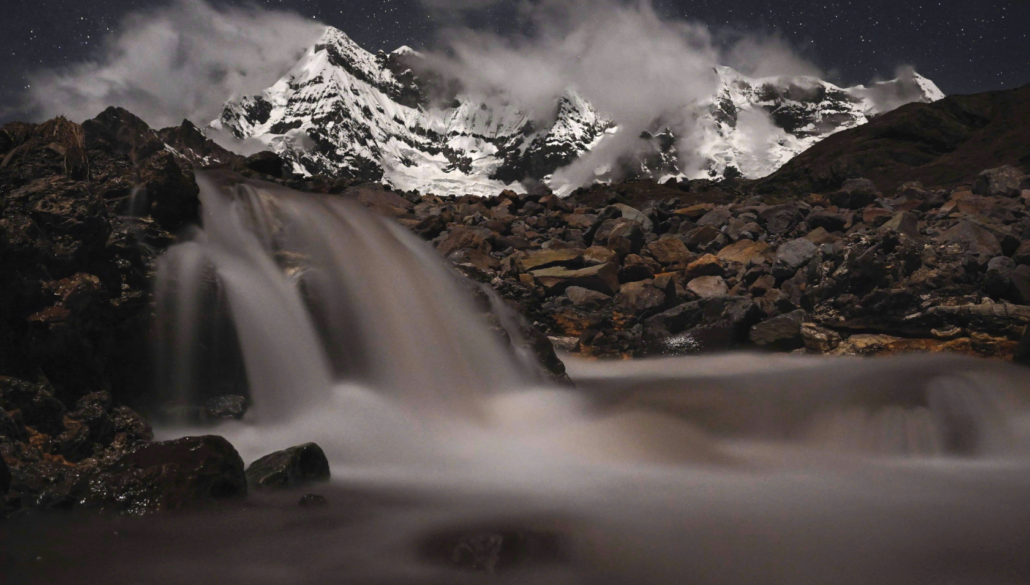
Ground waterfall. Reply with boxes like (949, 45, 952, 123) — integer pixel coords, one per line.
(154, 173, 530, 423)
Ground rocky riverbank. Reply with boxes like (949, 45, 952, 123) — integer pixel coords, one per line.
(2, 101, 1029, 517)
(347, 169, 1030, 364)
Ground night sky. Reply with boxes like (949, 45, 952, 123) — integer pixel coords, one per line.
(2, 0, 1028, 122)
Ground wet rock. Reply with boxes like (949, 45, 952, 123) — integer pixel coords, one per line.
(973, 166, 1028, 198)
(531, 263, 620, 296)
(245, 442, 331, 490)
(299, 493, 328, 508)
(98, 435, 248, 513)
(801, 322, 843, 353)
(565, 286, 611, 308)
(0, 377, 66, 436)
(750, 309, 808, 350)
(687, 276, 728, 298)
(683, 225, 722, 249)
(205, 395, 248, 421)
(243, 151, 285, 178)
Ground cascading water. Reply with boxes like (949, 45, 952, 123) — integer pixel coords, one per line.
(42, 172, 1027, 584)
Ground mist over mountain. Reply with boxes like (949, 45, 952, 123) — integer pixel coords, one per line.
(213, 25, 943, 196)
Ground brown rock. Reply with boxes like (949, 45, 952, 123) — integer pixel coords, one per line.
(687, 276, 728, 298)
(516, 248, 584, 272)
(716, 240, 773, 265)
(531, 263, 621, 296)
(684, 254, 725, 280)
(614, 280, 667, 315)
(646, 237, 693, 268)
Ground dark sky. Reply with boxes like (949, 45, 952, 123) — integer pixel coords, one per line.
(2, 0, 1028, 122)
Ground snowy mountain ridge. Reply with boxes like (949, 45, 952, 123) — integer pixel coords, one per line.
(212, 26, 944, 196)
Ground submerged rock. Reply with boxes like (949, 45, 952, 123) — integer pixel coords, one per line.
(246, 442, 331, 490)
(205, 395, 248, 421)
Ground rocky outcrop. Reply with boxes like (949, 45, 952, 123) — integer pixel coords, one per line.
(245, 443, 331, 490)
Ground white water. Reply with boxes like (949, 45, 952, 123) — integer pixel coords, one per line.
(139, 174, 1030, 583)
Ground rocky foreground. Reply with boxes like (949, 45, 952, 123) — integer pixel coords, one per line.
(2, 87, 1030, 519)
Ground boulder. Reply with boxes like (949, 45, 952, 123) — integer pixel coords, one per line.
(806, 210, 847, 232)
(582, 246, 619, 266)
(1010, 265, 1030, 305)
(687, 276, 729, 298)
(973, 166, 1028, 197)
(566, 286, 611, 307)
(1013, 240, 1030, 266)
(646, 237, 692, 268)
(618, 254, 655, 283)
(516, 248, 584, 272)
(984, 256, 1017, 297)
(773, 238, 819, 279)
(750, 310, 809, 350)
(717, 240, 773, 265)
(614, 281, 666, 316)
(245, 442, 331, 490)
(683, 225, 722, 249)
(608, 203, 654, 232)
(879, 212, 920, 239)
(605, 220, 646, 257)
(99, 436, 248, 513)
(684, 254, 725, 280)
(831, 178, 881, 209)
(801, 322, 843, 353)
(697, 208, 732, 229)
(759, 204, 805, 235)
(531, 263, 621, 296)
(935, 221, 1003, 258)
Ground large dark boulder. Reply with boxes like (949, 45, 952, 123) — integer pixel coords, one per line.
(96, 435, 247, 513)
(973, 166, 1029, 197)
(750, 309, 809, 351)
(245, 443, 331, 490)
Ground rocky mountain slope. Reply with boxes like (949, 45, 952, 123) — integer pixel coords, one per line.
(214, 27, 944, 197)
(756, 83, 1030, 196)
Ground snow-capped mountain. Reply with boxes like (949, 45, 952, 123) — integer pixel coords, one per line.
(213, 26, 943, 196)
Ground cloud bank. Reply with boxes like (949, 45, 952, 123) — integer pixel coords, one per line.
(23, 0, 324, 129)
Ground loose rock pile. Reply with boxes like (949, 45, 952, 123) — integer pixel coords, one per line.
(349, 168, 1030, 362)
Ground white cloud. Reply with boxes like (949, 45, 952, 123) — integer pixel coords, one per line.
(24, 0, 324, 129)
